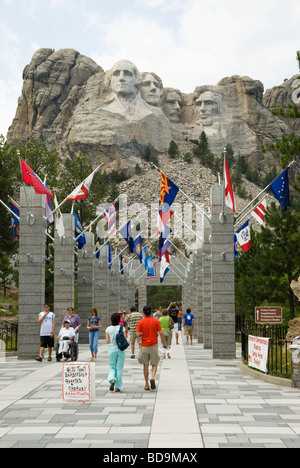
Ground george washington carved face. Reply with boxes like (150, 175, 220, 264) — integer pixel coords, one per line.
(110, 60, 141, 98)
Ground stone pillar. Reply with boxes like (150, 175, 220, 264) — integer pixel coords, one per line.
(202, 215, 212, 350)
(54, 214, 75, 330)
(109, 264, 120, 315)
(211, 186, 235, 359)
(18, 187, 46, 360)
(196, 249, 203, 344)
(77, 232, 95, 344)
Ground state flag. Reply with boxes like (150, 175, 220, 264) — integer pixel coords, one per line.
(236, 220, 251, 253)
(160, 251, 170, 283)
(67, 165, 100, 201)
(20, 158, 54, 200)
(269, 168, 290, 211)
(224, 156, 236, 213)
(251, 198, 267, 227)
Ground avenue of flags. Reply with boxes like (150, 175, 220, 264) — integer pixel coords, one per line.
(1, 152, 293, 277)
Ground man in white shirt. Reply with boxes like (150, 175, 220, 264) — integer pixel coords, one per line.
(56, 320, 76, 360)
(35, 304, 55, 362)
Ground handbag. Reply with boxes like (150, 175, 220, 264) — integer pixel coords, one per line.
(116, 326, 129, 351)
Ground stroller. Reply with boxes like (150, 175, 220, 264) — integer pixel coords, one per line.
(56, 337, 79, 362)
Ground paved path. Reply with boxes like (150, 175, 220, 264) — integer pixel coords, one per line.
(0, 335, 300, 448)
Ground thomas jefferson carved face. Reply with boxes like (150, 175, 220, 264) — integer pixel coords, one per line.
(110, 60, 141, 98)
(141, 73, 163, 106)
(195, 91, 219, 126)
(162, 89, 182, 123)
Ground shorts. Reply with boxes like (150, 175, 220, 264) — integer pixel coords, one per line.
(184, 325, 193, 336)
(138, 344, 160, 366)
(40, 335, 54, 348)
(173, 323, 179, 333)
(130, 332, 141, 345)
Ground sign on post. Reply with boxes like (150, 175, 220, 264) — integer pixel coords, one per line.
(255, 307, 282, 324)
(62, 362, 95, 402)
(248, 335, 270, 373)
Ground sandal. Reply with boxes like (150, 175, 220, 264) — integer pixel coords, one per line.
(150, 379, 156, 390)
(115, 388, 121, 393)
(109, 381, 115, 392)
(144, 385, 150, 391)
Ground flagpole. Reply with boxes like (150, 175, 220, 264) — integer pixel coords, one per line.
(45, 164, 103, 221)
(75, 195, 120, 242)
(235, 160, 295, 221)
(0, 198, 20, 221)
(150, 162, 211, 223)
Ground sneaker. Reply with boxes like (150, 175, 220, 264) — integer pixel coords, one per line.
(150, 379, 156, 390)
(131, 354, 135, 359)
(48, 357, 52, 362)
(35, 356, 42, 362)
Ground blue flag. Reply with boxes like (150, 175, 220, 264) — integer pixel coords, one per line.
(10, 201, 20, 242)
(120, 254, 124, 275)
(146, 255, 156, 279)
(108, 243, 112, 270)
(142, 247, 148, 270)
(73, 211, 86, 250)
(95, 237, 101, 259)
(120, 221, 134, 252)
(269, 168, 290, 211)
(133, 235, 143, 263)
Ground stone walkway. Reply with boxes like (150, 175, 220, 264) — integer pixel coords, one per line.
(0, 334, 300, 448)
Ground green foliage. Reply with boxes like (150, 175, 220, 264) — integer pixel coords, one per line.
(0, 255, 15, 296)
(168, 140, 179, 159)
(235, 201, 300, 321)
(147, 286, 182, 311)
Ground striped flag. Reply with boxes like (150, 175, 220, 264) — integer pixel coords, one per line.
(103, 202, 116, 235)
(251, 198, 267, 227)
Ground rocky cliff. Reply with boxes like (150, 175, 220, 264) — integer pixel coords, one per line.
(7, 48, 300, 177)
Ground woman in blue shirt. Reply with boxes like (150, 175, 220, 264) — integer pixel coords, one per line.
(87, 307, 102, 361)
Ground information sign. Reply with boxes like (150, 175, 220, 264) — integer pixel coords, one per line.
(255, 307, 282, 324)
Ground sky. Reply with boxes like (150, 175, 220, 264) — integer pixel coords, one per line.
(0, 0, 299, 138)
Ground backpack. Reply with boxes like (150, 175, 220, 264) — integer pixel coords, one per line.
(116, 326, 129, 351)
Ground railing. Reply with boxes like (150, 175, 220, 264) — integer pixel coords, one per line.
(0, 323, 18, 352)
(241, 332, 292, 379)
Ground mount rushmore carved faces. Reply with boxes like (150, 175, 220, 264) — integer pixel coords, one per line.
(195, 91, 220, 126)
(140, 72, 163, 107)
(162, 88, 183, 123)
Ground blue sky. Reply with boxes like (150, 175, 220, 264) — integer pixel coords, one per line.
(0, 0, 299, 137)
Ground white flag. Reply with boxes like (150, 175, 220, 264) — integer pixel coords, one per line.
(54, 194, 65, 238)
(67, 165, 101, 201)
(251, 198, 267, 227)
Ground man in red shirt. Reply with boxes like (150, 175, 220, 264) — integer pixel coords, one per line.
(136, 305, 168, 391)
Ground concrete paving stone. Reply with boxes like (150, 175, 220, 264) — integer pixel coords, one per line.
(1, 340, 300, 448)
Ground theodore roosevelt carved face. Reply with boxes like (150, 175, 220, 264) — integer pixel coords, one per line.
(162, 88, 182, 123)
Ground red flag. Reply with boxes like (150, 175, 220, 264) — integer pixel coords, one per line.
(224, 156, 236, 213)
(20, 158, 54, 200)
(20, 158, 33, 185)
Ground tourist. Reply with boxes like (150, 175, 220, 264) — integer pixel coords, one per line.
(56, 319, 76, 360)
(105, 313, 127, 393)
(87, 307, 102, 362)
(35, 304, 55, 362)
(118, 310, 128, 338)
(126, 306, 143, 359)
(183, 308, 195, 345)
(159, 309, 174, 359)
(62, 306, 82, 343)
(167, 302, 180, 345)
(136, 305, 168, 391)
